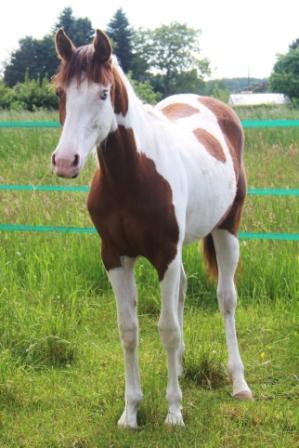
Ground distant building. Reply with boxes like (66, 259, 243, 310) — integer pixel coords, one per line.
(228, 92, 289, 106)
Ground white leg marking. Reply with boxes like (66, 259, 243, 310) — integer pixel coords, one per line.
(158, 257, 185, 426)
(177, 264, 187, 377)
(212, 229, 252, 399)
(108, 257, 143, 429)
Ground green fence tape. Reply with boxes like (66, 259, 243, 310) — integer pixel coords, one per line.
(0, 224, 96, 234)
(248, 187, 299, 196)
(0, 121, 60, 128)
(1, 184, 298, 196)
(239, 232, 299, 241)
(0, 184, 89, 192)
(242, 119, 299, 128)
(1, 120, 299, 129)
(0, 224, 298, 240)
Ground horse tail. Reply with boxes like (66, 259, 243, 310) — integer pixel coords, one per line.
(203, 233, 218, 279)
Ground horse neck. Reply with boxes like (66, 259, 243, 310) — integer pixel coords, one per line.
(98, 71, 154, 189)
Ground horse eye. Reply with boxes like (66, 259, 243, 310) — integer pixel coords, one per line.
(56, 89, 64, 98)
(100, 90, 109, 101)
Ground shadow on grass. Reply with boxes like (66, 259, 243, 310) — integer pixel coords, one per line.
(183, 351, 227, 389)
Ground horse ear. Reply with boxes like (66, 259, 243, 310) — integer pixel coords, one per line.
(93, 29, 112, 63)
(56, 28, 75, 61)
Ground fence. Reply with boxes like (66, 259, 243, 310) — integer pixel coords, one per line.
(0, 120, 298, 241)
(1, 119, 299, 128)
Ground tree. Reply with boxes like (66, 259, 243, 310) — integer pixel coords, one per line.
(270, 47, 299, 101)
(106, 9, 133, 72)
(289, 38, 299, 51)
(204, 80, 230, 102)
(4, 35, 58, 86)
(4, 7, 94, 86)
(54, 7, 94, 46)
(133, 23, 210, 96)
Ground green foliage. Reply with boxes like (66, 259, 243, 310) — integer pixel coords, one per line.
(4, 35, 59, 87)
(156, 69, 206, 96)
(270, 46, 299, 101)
(209, 77, 268, 94)
(54, 7, 94, 47)
(133, 23, 210, 96)
(203, 79, 230, 102)
(289, 38, 299, 50)
(183, 349, 227, 389)
(12, 76, 58, 111)
(106, 8, 133, 73)
(0, 81, 15, 108)
(4, 8, 94, 87)
(0, 77, 57, 111)
(127, 73, 161, 104)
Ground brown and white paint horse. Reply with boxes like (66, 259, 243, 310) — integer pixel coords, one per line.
(52, 29, 252, 428)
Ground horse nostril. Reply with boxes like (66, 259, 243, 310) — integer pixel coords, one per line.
(52, 153, 56, 166)
(73, 154, 80, 167)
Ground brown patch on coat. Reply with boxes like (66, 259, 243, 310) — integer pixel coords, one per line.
(161, 103, 199, 120)
(198, 96, 244, 178)
(53, 45, 128, 116)
(56, 89, 66, 125)
(193, 128, 226, 162)
(218, 166, 247, 235)
(87, 126, 179, 281)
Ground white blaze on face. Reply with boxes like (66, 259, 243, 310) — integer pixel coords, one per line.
(52, 78, 116, 178)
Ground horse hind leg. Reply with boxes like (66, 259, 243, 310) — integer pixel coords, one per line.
(211, 228, 252, 398)
(211, 169, 252, 398)
(204, 170, 252, 398)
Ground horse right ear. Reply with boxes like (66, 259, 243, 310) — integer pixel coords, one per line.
(56, 29, 75, 61)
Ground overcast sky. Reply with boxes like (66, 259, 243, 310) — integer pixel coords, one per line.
(0, 0, 298, 79)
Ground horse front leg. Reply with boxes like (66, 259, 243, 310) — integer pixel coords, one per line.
(158, 256, 185, 426)
(108, 256, 143, 428)
(177, 264, 187, 377)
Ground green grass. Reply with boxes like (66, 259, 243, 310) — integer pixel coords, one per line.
(0, 107, 298, 447)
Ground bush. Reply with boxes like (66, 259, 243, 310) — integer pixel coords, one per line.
(0, 81, 16, 109)
(0, 76, 58, 111)
(12, 76, 58, 111)
(128, 73, 162, 104)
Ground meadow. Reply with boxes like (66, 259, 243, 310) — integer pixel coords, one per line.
(0, 106, 298, 447)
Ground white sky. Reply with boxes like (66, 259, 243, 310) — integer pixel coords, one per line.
(0, 0, 298, 79)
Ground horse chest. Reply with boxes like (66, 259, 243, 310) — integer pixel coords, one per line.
(87, 175, 180, 278)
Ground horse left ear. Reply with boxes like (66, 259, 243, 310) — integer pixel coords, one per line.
(93, 29, 112, 63)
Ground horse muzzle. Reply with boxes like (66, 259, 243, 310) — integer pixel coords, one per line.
(52, 152, 81, 178)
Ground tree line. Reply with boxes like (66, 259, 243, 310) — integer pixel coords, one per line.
(0, 7, 298, 110)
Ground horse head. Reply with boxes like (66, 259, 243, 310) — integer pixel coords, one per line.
(52, 29, 127, 178)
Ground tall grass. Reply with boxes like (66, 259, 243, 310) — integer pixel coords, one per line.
(0, 107, 298, 447)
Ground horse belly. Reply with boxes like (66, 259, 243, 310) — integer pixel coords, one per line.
(183, 161, 236, 244)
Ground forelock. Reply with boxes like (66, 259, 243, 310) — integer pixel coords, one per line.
(53, 44, 113, 89)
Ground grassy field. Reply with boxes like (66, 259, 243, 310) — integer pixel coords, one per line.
(0, 106, 298, 447)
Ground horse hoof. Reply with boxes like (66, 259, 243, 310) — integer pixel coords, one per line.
(117, 412, 138, 429)
(233, 390, 254, 400)
(165, 412, 185, 426)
